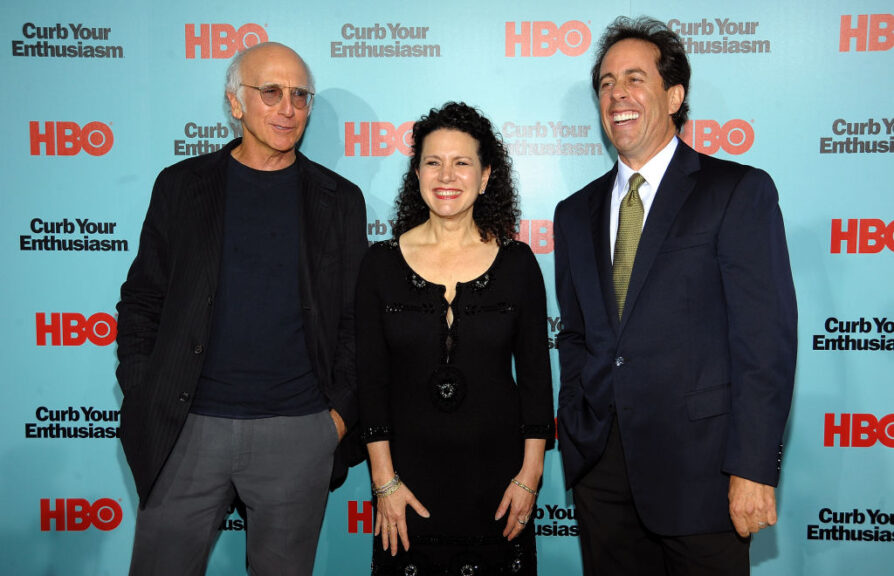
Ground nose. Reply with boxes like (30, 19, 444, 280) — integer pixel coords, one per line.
(276, 91, 295, 116)
(610, 80, 628, 100)
(438, 164, 454, 182)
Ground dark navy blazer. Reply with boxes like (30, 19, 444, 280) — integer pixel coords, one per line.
(554, 141, 797, 536)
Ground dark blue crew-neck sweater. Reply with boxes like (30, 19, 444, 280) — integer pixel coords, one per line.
(191, 156, 327, 418)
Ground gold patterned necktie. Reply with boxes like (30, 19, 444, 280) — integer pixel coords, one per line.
(613, 172, 645, 319)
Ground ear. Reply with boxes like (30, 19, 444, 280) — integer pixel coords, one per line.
(667, 84, 684, 116)
(479, 166, 492, 194)
(226, 91, 243, 120)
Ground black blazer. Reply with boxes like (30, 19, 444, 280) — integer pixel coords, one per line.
(116, 139, 368, 505)
(554, 142, 797, 535)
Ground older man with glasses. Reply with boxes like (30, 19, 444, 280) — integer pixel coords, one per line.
(116, 42, 367, 575)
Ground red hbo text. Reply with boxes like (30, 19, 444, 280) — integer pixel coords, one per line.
(516, 220, 554, 254)
(185, 23, 267, 59)
(347, 500, 373, 534)
(29, 121, 113, 156)
(36, 313, 117, 347)
(839, 14, 893, 52)
(679, 120, 754, 155)
(830, 219, 894, 253)
(824, 413, 894, 448)
(505, 21, 591, 57)
(344, 122, 413, 157)
(40, 498, 123, 531)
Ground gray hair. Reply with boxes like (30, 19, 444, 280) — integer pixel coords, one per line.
(224, 42, 315, 111)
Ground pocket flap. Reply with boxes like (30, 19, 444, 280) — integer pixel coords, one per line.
(659, 232, 714, 253)
(686, 384, 731, 420)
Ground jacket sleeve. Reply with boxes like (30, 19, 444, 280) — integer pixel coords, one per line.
(717, 168, 797, 486)
(327, 182, 368, 430)
(554, 202, 588, 414)
(115, 168, 173, 394)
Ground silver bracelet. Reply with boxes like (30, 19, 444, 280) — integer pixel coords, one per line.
(511, 478, 537, 496)
(372, 473, 401, 497)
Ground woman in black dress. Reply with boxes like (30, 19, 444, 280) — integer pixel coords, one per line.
(357, 102, 554, 575)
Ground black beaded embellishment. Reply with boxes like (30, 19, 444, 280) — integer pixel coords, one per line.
(470, 272, 491, 291)
(520, 422, 555, 438)
(372, 534, 535, 575)
(463, 303, 515, 316)
(385, 303, 438, 314)
(408, 272, 428, 290)
(361, 424, 392, 442)
(429, 365, 467, 412)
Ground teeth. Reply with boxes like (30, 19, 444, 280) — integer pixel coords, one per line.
(613, 112, 639, 122)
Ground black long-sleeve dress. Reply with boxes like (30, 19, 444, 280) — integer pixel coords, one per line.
(357, 239, 555, 576)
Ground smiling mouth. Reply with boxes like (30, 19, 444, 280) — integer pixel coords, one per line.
(434, 188, 461, 199)
(612, 111, 640, 124)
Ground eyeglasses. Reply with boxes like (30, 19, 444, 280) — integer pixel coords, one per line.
(240, 83, 314, 109)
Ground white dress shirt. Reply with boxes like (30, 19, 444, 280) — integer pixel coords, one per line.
(609, 136, 679, 262)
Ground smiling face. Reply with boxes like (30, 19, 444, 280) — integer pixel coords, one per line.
(598, 38, 684, 170)
(416, 128, 491, 224)
(226, 44, 310, 170)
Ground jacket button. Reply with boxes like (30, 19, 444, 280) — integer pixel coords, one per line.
(207, 296, 213, 306)
(615, 356, 625, 367)
(193, 344, 204, 354)
(179, 392, 190, 402)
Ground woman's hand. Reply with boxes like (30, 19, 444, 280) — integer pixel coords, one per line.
(494, 471, 540, 541)
(375, 482, 430, 556)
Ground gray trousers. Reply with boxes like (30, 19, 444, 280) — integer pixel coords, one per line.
(129, 411, 338, 576)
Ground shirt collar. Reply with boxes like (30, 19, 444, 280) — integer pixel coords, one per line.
(615, 136, 679, 198)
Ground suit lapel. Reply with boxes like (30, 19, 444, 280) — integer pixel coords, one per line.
(590, 167, 620, 334)
(562, 177, 611, 338)
(295, 153, 336, 314)
(190, 144, 234, 296)
(619, 143, 700, 332)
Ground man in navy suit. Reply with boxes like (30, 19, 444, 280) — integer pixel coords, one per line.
(554, 17, 797, 575)
(116, 42, 367, 575)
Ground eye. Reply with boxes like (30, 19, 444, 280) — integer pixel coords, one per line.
(291, 88, 309, 98)
(260, 86, 281, 98)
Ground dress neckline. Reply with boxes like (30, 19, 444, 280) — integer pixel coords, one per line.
(392, 237, 505, 292)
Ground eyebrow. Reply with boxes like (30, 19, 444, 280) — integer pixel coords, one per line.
(422, 154, 475, 161)
(258, 82, 309, 89)
(599, 67, 648, 83)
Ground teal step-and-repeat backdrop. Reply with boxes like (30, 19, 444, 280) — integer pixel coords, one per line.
(1, 0, 891, 574)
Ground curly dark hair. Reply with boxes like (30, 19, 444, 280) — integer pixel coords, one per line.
(391, 102, 519, 243)
(591, 16, 691, 131)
